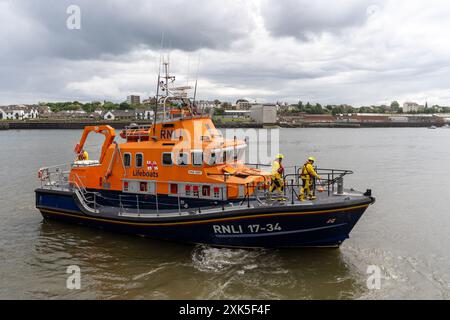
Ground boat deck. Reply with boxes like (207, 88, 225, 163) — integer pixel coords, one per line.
(37, 164, 373, 220)
(85, 185, 373, 220)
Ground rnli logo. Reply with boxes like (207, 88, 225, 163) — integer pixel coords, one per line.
(147, 161, 158, 171)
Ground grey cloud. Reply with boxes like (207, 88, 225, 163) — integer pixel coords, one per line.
(9, 0, 255, 60)
(261, 0, 383, 40)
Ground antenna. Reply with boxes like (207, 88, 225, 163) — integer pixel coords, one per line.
(153, 56, 161, 133)
(193, 52, 201, 115)
(153, 33, 165, 133)
(193, 78, 198, 115)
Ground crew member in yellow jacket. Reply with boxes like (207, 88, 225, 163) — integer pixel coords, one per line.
(269, 154, 285, 195)
(77, 150, 89, 161)
(299, 156, 321, 201)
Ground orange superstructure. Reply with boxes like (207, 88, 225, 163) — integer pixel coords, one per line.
(69, 116, 268, 201)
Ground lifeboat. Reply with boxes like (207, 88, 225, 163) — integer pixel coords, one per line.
(119, 124, 151, 141)
(35, 59, 375, 248)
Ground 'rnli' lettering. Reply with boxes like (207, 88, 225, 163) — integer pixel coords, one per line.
(161, 129, 173, 139)
(213, 225, 243, 234)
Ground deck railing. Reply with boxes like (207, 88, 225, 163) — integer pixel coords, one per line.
(38, 162, 355, 216)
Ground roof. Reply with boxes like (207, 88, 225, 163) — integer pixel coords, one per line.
(0, 105, 38, 112)
(108, 110, 134, 117)
(224, 110, 251, 113)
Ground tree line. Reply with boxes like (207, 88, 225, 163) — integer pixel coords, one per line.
(279, 101, 450, 115)
(40, 101, 146, 113)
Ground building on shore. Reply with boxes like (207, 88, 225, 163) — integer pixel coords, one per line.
(235, 99, 251, 110)
(250, 104, 277, 124)
(127, 95, 141, 105)
(403, 102, 424, 113)
(104, 110, 134, 121)
(223, 110, 251, 119)
(196, 100, 216, 111)
(103, 109, 154, 121)
(48, 110, 87, 119)
(142, 97, 157, 105)
(0, 105, 39, 120)
(135, 109, 154, 120)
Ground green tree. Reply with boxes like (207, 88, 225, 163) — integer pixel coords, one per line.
(390, 101, 400, 113)
(82, 103, 94, 113)
(214, 107, 225, 116)
(119, 102, 131, 110)
(311, 103, 324, 114)
(103, 101, 118, 111)
(391, 101, 400, 108)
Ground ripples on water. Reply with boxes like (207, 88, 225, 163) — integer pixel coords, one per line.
(1, 128, 450, 299)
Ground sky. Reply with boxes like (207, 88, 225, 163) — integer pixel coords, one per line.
(2, 0, 450, 106)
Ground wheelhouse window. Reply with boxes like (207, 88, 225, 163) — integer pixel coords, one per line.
(208, 152, 217, 166)
(177, 152, 189, 166)
(222, 149, 233, 164)
(135, 153, 143, 168)
(192, 151, 203, 166)
(162, 152, 173, 166)
(222, 151, 226, 164)
(124, 153, 131, 167)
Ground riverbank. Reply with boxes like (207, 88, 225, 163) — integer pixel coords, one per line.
(0, 120, 446, 130)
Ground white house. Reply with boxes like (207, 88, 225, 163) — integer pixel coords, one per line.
(103, 110, 116, 120)
(103, 110, 134, 121)
(403, 102, 424, 113)
(135, 109, 154, 120)
(0, 105, 39, 120)
(104, 109, 154, 121)
(197, 100, 217, 110)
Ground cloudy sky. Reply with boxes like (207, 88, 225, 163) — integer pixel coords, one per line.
(2, 0, 450, 106)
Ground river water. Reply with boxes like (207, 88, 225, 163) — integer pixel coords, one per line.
(0, 128, 449, 299)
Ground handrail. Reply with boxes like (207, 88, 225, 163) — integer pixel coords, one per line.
(39, 161, 356, 216)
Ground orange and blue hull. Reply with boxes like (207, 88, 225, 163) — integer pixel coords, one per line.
(35, 188, 374, 248)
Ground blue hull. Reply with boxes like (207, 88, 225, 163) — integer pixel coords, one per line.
(35, 189, 373, 248)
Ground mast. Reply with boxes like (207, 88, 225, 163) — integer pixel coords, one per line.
(151, 53, 197, 124)
(193, 54, 201, 115)
(152, 56, 162, 134)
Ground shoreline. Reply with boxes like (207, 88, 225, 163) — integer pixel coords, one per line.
(0, 120, 446, 130)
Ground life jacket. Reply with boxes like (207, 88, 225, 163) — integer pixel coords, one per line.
(301, 162, 313, 179)
(271, 160, 284, 179)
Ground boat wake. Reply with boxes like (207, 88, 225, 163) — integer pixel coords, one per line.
(191, 245, 269, 273)
(190, 245, 295, 299)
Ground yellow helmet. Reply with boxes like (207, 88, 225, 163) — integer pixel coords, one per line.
(276, 154, 284, 159)
(308, 156, 316, 162)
